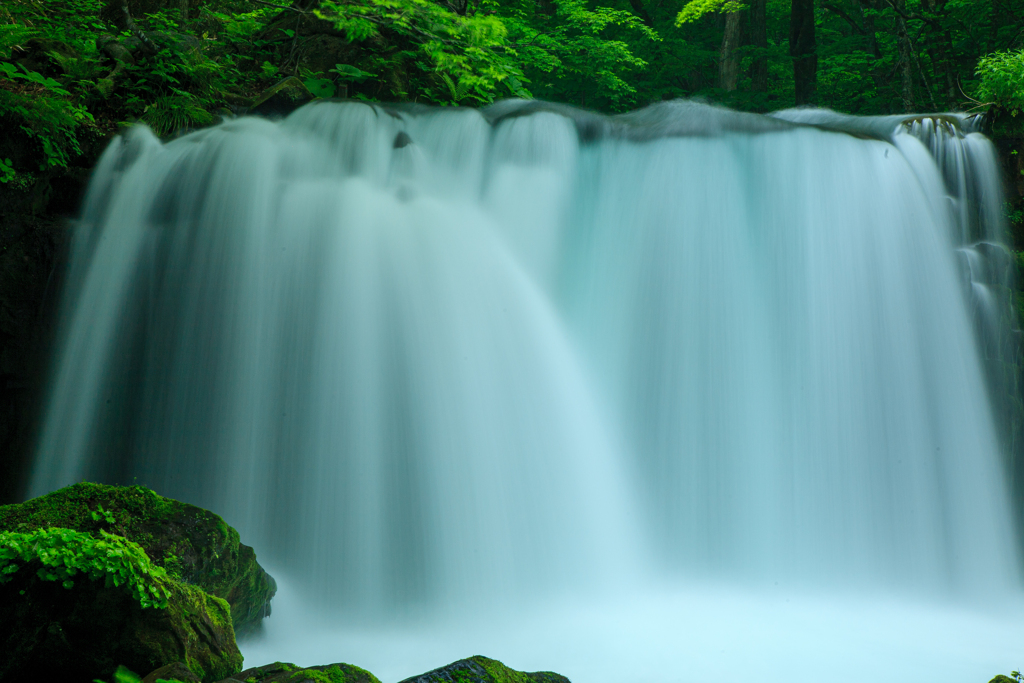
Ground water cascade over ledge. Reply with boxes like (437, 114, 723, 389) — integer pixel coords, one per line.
(30, 100, 1024, 682)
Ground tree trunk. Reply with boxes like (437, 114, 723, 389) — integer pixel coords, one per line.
(853, 0, 880, 58)
(895, 0, 914, 111)
(750, 0, 768, 92)
(790, 0, 817, 105)
(719, 11, 743, 91)
(628, 0, 654, 27)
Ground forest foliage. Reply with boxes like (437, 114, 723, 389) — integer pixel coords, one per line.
(0, 0, 1022, 178)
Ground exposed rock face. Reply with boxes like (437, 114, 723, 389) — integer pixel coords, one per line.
(396, 656, 571, 683)
(986, 106, 1024, 249)
(0, 212, 71, 506)
(0, 540, 242, 683)
(0, 482, 276, 635)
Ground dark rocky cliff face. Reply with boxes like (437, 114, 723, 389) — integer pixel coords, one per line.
(986, 107, 1024, 250)
(0, 209, 70, 504)
(0, 125, 98, 503)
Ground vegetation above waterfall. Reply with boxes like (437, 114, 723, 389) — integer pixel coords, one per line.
(3, 0, 1024, 242)
(1, 0, 1023, 141)
(2, 0, 1024, 203)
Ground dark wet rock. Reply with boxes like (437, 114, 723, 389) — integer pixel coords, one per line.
(144, 661, 203, 683)
(226, 661, 382, 683)
(250, 77, 316, 118)
(0, 482, 276, 635)
(0, 533, 242, 683)
(0, 213, 69, 505)
(397, 656, 571, 683)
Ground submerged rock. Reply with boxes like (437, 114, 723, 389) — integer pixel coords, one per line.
(0, 527, 242, 683)
(397, 656, 571, 683)
(0, 482, 276, 635)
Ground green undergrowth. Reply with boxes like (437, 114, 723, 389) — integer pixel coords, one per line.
(0, 526, 171, 609)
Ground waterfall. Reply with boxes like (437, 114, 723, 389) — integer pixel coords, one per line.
(30, 100, 1024, 681)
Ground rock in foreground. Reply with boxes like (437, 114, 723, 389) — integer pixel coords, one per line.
(0, 482, 276, 635)
(0, 527, 242, 683)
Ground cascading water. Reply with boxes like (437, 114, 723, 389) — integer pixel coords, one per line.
(30, 99, 1024, 681)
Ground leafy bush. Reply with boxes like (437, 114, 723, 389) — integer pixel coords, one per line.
(0, 527, 172, 609)
(976, 49, 1024, 115)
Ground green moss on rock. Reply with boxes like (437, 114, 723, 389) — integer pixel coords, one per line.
(396, 656, 570, 683)
(230, 661, 381, 683)
(0, 482, 275, 634)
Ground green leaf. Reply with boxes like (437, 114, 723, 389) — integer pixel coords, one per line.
(330, 64, 376, 82)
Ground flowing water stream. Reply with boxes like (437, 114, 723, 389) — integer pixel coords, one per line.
(29, 100, 1024, 681)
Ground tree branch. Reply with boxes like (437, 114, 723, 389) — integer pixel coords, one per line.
(822, 3, 865, 34)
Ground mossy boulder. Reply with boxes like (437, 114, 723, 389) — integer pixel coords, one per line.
(396, 656, 571, 683)
(0, 482, 276, 635)
(217, 661, 381, 683)
(0, 528, 242, 683)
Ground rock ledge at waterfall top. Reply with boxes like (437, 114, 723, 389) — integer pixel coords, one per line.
(0, 482, 276, 635)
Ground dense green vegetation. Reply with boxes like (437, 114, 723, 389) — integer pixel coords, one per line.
(1, 0, 1023, 150)
(0, 0, 1022, 230)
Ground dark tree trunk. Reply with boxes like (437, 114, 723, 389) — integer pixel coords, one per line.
(850, 0, 881, 57)
(750, 0, 768, 92)
(895, 0, 915, 111)
(719, 11, 743, 91)
(790, 0, 817, 105)
(628, 0, 654, 27)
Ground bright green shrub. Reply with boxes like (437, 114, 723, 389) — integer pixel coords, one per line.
(976, 49, 1024, 115)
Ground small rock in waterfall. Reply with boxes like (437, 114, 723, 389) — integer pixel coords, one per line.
(397, 656, 571, 683)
